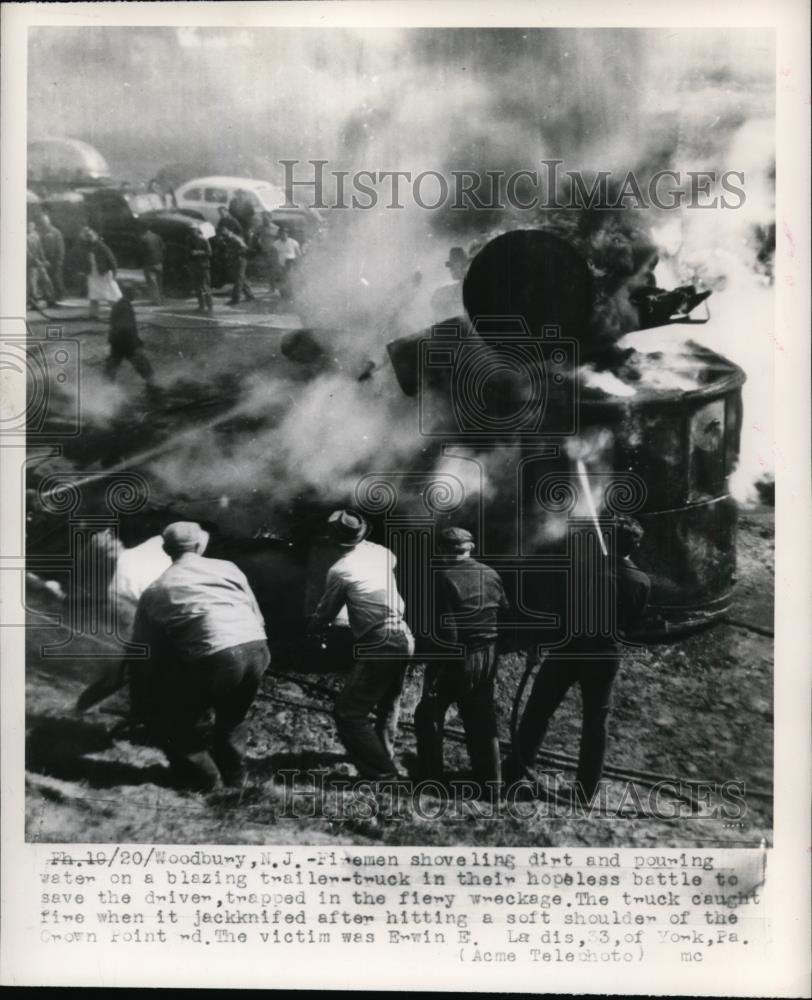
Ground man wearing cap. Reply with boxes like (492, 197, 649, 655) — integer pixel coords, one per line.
(128, 522, 269, 791)
(509, 516, 651, 803)
(309, 510, 414, 781)
(413, 527, 510, 793)
(430, 246, 468, 320)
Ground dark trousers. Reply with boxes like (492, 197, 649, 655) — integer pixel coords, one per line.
(191, 264, 213, 312)
(28, 264, 54, 306)
(132, 639, 270, 791)
(105, 347, 154, 382)
(414, 644, 501, 788)
(266, 254, 278, 293)
(277, 260, 297, 302)
(517, 647, 620, 800)
(229, 257, 253, 304)
(143, 265, 163, 304)
(334, 658, 408, 779)
(46, 260, 64, 301)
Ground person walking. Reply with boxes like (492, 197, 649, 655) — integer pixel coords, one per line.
(79, 227, 120, 320)
(255, 212, 279, 294)
(309, 510, 414, 781)
(228, 189, 256, 240)
(510, 515, 651, 803)
(26, 221, 55, 308)
(128, 522, 270, 791)
(273, 224, 302, 302)
(216, 205, 243, 238)
(105, 285, 154, 384)
(38, 214, 65, 304)
(187, 226, 214, 314)
(413, 527, 510, 793)
(140, 225, 165, 305)
(222, 228, 254, 306)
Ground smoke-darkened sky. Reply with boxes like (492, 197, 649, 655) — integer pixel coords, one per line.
(28, 27, 774, 188)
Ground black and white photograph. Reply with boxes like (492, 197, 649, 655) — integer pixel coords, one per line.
(16, 17, 781, 851)
(2, 2, 810, 992)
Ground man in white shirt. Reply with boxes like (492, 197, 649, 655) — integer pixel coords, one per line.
(129, 522, 269, 791)
(310, 510, 414, 780)
(273, 224, 302, 302)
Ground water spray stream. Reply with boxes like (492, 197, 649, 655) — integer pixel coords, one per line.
(575, 458, 608, 557)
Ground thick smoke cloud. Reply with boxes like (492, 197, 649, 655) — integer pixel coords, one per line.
(29, 27, 775, 516)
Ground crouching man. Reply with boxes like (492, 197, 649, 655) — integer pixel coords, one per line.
(129, 522, 269, 791)
(309, 510, 414, 781)
(414, 527, 510, 795)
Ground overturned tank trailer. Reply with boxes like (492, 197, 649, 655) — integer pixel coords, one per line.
(383, 230, 744, 641)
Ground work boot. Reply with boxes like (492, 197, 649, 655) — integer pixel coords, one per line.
(166, 751, 222, 793)
(217, 764, 247, 788)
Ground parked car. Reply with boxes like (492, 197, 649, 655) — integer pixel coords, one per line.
(175, 176, 283, 223)
(42, 186, 220, 295)
(175, 175, 322, 242)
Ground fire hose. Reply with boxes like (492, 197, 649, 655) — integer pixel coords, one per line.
(46, 615, 773, 803)
(260, 667, 773, 803)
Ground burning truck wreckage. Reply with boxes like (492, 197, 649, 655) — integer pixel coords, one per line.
(24, 217, 773, 835)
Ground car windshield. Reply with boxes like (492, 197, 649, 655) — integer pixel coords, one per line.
(128, 193, 165, 214)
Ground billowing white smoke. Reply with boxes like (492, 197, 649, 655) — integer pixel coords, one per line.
(29, 27, 775, 513)
(648, 115, 775, 501)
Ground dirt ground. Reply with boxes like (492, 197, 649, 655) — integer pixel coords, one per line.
(22, 295, 774, 848)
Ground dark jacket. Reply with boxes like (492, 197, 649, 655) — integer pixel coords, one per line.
(216, 211, 243, 238)
(616, 559, 651, 636)
(228, 197, 255, 234)
(187, 231, 212, 265)
(26, 231, 47, 267)
(81, 239, 117, 276)
(430, 556, 510, 653)
(141, 231, 165, 267)
(564, 556, 651, 654)
(220, 229, 249, 261)
(40, 224, 65, 264)
(109, 299, 141, 354)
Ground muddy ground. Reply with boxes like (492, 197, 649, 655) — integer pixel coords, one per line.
(22, 292, 774, 847)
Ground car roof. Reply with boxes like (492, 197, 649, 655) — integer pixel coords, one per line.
(43, 190, 87, 203)
(139, 210, 201, 227)
(179, 176, 276, 190)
